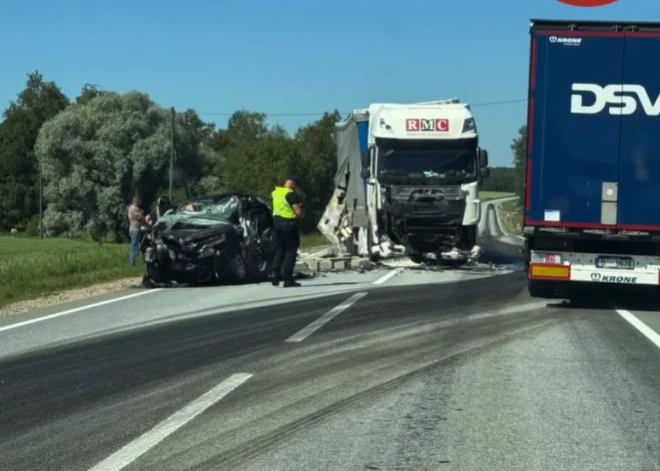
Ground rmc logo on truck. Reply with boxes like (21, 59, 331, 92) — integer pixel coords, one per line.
(570, 84, 660, 115)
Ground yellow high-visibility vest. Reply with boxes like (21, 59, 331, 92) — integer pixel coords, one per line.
(272, 186, 296, 219)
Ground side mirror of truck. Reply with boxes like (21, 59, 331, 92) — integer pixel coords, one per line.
(479, 149, 489, 168)
(361, 168, 371, 179)
(478, 167, 489, 185)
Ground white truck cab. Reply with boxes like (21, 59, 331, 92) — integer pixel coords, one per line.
(318, 99, 489, 264)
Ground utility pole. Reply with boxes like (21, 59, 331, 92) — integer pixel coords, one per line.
(169, 106, 175, 201)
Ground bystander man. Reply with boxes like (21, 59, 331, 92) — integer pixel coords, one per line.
(128, 194, 145, 266)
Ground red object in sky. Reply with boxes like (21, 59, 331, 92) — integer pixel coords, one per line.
(556, 0, 618, 6)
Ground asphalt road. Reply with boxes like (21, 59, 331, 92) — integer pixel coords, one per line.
(2, 200, 660, 470)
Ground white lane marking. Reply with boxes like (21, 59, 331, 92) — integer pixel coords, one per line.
(88, 372, 252, 471)
(373, 268, 404, 285)
(286, 292, 368, 343)
(0, 289, 162, 333)
(616, 309, 660, 349)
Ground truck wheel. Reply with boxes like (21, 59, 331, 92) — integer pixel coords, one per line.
(528, 279, 555, 298)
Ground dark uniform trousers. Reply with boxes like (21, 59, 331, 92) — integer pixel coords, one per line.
(271, 219, 300, 282)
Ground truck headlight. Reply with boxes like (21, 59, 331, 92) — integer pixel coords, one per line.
(462, 118, 476, 133)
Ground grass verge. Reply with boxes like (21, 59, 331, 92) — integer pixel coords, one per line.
(0, 236, 144, 309)
(299, 232, 329, 250)
(481, 191, 514, 201)
(498, 199, 522, 235)
(0, 232, 327, 309)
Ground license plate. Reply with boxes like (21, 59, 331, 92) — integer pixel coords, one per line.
(595, 256, 634, 270)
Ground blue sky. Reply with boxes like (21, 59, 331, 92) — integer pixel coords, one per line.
(0, 0, 655, 168)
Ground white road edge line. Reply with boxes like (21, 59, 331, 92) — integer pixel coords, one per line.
(373, 268, 404, 285)
(0, 289, 163, 333)
(87, 372, 253, 471)
(615, 309, 660, 349)
(286, 292, 368, 343)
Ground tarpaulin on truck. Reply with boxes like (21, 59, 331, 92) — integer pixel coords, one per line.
(317, 111, 369, 254)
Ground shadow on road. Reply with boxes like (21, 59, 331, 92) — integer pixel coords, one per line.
(546, 284, 660, 313)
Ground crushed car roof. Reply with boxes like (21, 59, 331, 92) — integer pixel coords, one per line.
(157, 193, 271, 229)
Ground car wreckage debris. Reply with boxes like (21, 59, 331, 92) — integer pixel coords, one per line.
(140, 193, 275, 287)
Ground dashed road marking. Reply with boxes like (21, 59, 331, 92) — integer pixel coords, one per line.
(88, 373, 253, 471)
(286, 292, 368, 342)
(373, 268, 404, 285)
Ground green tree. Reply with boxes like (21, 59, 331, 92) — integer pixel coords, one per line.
(226, 109, 269, 143)
(35, 91, 208, 241)
(75, 83, 107, 105)
(293, 110, 342, 231)
(218, 109, 342, 232)
(510, 125, 527, 198)
(173, 108, 216, 196)
(221, 130, 297, 200)
(0, 71, 70, 230)
(480, 166, 517, 192)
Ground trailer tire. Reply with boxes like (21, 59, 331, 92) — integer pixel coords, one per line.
(528, 279, 555, 298)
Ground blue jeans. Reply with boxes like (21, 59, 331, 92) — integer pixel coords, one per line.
(129, 229, 141, 266)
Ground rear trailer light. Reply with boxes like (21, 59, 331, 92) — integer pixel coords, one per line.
(530, 252, 561, 264)
(529, 263, 570, 280)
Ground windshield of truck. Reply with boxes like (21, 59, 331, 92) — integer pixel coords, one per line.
(377, 146, 476, 180)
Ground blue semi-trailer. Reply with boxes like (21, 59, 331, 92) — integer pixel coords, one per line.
(524, 19, 660, 298)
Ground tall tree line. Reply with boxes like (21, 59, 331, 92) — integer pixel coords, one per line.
(0, 71, 342, 240)
(0, 70, 523, 241)
(510, 124, 526, 200)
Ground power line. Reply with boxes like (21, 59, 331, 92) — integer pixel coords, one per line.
(196, 98, 527, 117)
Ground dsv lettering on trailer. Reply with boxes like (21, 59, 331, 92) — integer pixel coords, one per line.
(570, 84, 660, 116)
(590, 272, 638, 284)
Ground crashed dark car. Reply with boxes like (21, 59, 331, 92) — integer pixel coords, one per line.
(141, 193, 276, 287)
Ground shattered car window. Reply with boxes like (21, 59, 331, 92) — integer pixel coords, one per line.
(157, 196, 241, 229)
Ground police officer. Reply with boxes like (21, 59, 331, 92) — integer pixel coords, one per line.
(270, 176, 304, 287)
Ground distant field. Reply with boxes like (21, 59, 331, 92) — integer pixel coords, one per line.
(299, 232, 329, 250)
(0, 236, 143, 309)
(481, 191, 514, 201)
(498, 199, 522, 235)
(0, 232, 328, 308)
